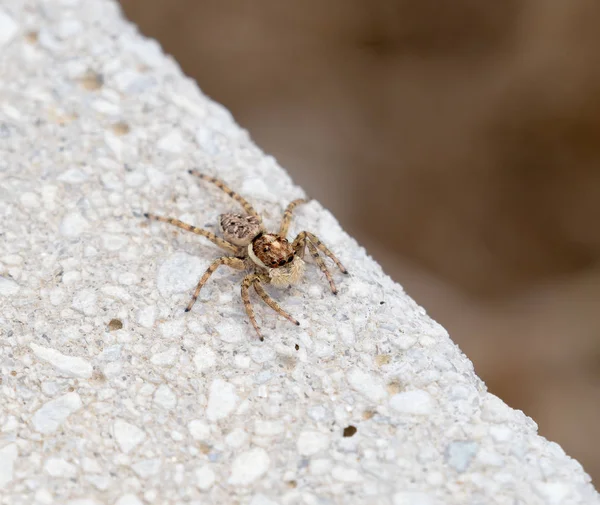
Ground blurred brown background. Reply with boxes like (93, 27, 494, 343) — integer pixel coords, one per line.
(119, 0, 600, 481)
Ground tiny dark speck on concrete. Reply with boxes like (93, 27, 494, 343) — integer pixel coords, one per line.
(343, 425, 357, 437)
(295, 344, 300, 351)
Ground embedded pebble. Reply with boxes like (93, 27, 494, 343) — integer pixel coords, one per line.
(248, 495, 280, 505)
(59, 211, 89, 237)
(331, 465, 363, 483)
(150, 347, 178, 366)
(131, 458, 162, 479)
(0, 444, 17, 489)
(445, 441, 479, 473)
(44, 458, 77, 478)
(30, 343, 93, 378)
(188, 420, 211, 441)
(136, 305, 156, 328)
(114, 494, 143, 505)
(532, 481, 571, 505)
(225, 428, 248, 448)
(32, 392, 82, 434)
(157, 252, 208, 297)
(195, 466, 216, 491)
(71, 289, 98, 316)
(206, 379, 238, 421)
(157, 131, 185, 153)
(193, 346, 216, 372)
(113, 419, 146, 453)
(228, 448, 270, 485)
(393, 491, 439, 505)
(0, 277, 20, 296)
(154, 384, 177, 410)
(389, 390, 434, 415)
(0, 9, 18, 48)
(346, 368, 387, 402)
(297, 431, 330, 456)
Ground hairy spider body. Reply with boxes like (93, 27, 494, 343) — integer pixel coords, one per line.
(145, 170, 348, 341)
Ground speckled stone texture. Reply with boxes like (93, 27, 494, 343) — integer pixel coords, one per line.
(0, 1, 597, 504)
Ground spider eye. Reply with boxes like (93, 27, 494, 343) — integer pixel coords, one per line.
(278, 259, 286, 267)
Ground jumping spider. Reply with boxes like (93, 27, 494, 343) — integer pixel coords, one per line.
(145, 170, 348, 340)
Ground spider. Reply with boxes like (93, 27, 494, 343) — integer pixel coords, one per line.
(145, 170, 348, 340)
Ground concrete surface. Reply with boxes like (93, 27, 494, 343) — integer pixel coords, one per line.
(0, 1, 598, 504)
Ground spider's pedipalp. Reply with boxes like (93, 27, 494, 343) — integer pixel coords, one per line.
(186, 256, 246, 312)
(189, 169, 261, 220)
(145, 213, 240, 254)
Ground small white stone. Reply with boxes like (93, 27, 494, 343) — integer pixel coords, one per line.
(32, 392, 82, 434)
(0, 9, 18, 48)
(195, 466, 216, 491)
(113, 419, 146, 453)
(101, 285, 131, 302)
(188, 420, 211, 441)
(55, 18, 82, 38)
(0, 277, 19, 296)
(389, 390, 434, 415)
(309, 458, 332, 476)
(34, 489, 54, 505)
(157, 131, 185, 153)
(331, 466, 363, 483)
(194, 346, 216, 372)
(0, 444, 17, 489)
(206, 379, 238, 421)
(532, 481, 571, 505)
(157, 252, 207, 297)
(154, 384, 177, 410)
(30, 343, 93, 378)
(58, 168, 89, 184)
(150, 347, 178, 366)
(249, 495, 280, 505)
(126, 38, 164, 67)
(44, 457, 77, 478)
(297, 431, 330, 456)
(225, 428, 248, 448)
(393, 491, 439, 505)
(136, 305, 156, 328)
(20, 192, 40, 208)
(72, 289, 98, 316)
(131, 458, 162, 478)
(82, 457, 102, 474)
(346, 368, 387, 402)
(60, 211, 89, 237)
(445, 440, 478, 473)
(489, 425, 513, 443)
(254, 420, 284, 437)
(115, 494, 143, 505)
(228, 448, 270, 486)
(91, 99, 121, 116)
(102, 234, 128, 252)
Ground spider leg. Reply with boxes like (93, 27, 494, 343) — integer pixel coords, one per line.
(188, 169, 260, 220)
(253, 281, 300, 326)
(306, 239, 338, 295)
(241, 274, 264, 341)
(303, 231, 348, 274)
(279, 198, 308, 237)
(185, 256, 246, 312)
(291, 232, 307, 260)
(145, 213, 240, 255)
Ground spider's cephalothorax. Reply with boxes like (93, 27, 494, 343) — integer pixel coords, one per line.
(145, 169, 348, 341)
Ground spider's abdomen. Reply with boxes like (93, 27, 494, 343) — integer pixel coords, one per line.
(220, 213, 262, 246)
(250, 234, 295, 269)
